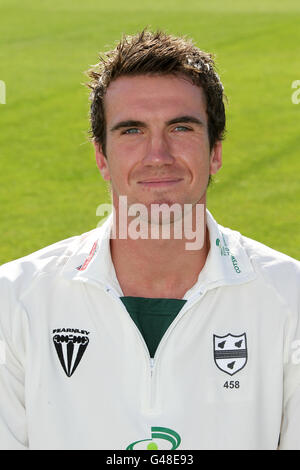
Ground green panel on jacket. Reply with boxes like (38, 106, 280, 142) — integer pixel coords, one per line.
(120, 297, 187, 358)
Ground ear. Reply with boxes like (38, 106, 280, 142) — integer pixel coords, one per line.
(93, 140, 110, 181)
(209, 140, 222, 175)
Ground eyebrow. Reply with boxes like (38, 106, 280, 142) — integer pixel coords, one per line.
(166, 115, 205, 127)
(109, 115, 205, 132)
(110, 120, 145, 132)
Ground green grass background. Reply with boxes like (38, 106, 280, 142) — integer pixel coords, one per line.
(0, 0, 299, 264)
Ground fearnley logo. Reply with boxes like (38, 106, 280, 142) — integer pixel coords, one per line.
(126, 427, 181, 450)
(52, 328, 90, 377)
(216, 237, 241, 273)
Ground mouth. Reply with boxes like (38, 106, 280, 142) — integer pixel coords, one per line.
(137, 178, 183, 188)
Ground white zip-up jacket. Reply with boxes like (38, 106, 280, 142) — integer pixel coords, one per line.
(0, 210, 299, 450)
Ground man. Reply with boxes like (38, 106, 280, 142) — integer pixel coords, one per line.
(0, 30, 299, 450)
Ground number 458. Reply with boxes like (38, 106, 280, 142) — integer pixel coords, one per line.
(223, 381, 240, 389)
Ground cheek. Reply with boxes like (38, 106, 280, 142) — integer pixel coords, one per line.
(106, 150, 135, 190)
(111, 137, 142, 165)
(172, 138, 210, 173)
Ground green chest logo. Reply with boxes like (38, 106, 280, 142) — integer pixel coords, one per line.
(126, 427, 181, 450)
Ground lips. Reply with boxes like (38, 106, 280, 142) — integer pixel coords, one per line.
(138, 178, 182, 183)
(137, 178, 183, 188)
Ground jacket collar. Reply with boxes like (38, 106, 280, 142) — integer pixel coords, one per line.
(61, 210, 257, 297)
(182, 210, 257, 299)
(60, 215, 122, 294)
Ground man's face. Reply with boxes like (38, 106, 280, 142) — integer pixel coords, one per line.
(94, 74, 222, 212)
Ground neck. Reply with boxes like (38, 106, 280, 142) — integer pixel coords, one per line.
(110, 204, 209, 299)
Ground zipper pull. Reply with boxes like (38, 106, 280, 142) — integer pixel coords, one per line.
(150, 358, 154, 376)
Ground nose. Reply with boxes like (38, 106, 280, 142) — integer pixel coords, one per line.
(142, 133, 174, 167)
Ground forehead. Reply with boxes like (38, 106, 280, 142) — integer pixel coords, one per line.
(104, 74, 207, 123)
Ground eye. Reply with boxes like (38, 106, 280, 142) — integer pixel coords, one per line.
(173, 125, 192, 132)
(121, 128, 141, 135)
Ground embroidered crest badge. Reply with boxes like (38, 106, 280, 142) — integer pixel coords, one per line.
(213, 333, 247, 376)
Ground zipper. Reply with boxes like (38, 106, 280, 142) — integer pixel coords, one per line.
(104, 284, 205, 413)
(149, 358, 155, 376)
(104, 285, 156, 412)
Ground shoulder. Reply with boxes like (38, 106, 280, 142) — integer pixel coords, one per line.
(239, 233, 300, 281)
(223, 225, 300, 312)
(0, 228, 100, 298)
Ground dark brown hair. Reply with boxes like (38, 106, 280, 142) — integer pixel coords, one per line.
(85, 29, 226, 156)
